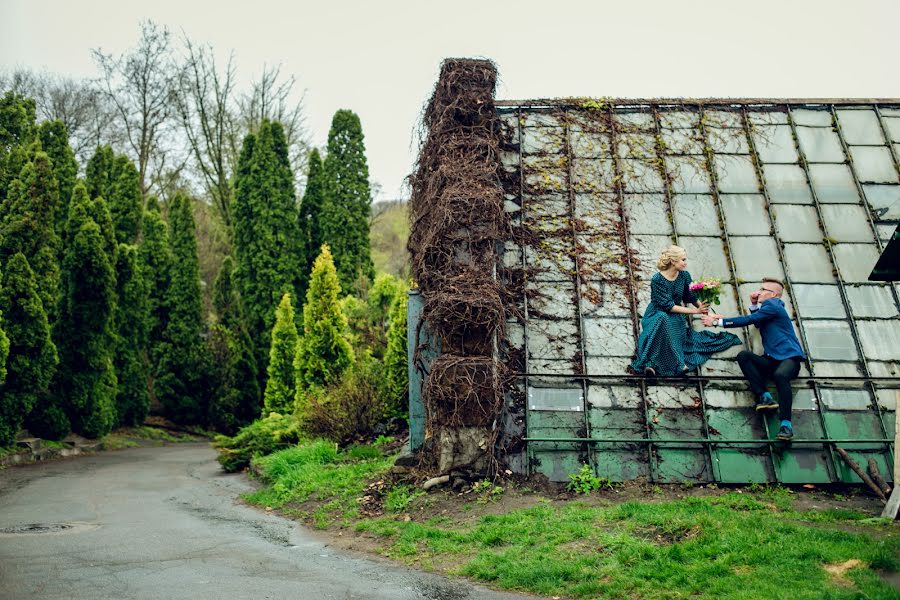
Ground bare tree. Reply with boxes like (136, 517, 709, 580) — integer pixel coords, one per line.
(92, 20, 183, 199)
(238, 64, 310, 192)
(175, 38, 240, 225)
(0, 68, 113, 166)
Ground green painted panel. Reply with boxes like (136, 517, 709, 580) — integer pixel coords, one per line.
(766, 412, 834, 483)
(823, 411, 888, 450)
(652, 447, 710, 483)
(707, 408, 773, 483)
(529, 409, 587, 480)
(715, 449, 774, 484)
(832, 449, 893, 484)
(530, 449, 585, 482)
(593, 447, 651, 481)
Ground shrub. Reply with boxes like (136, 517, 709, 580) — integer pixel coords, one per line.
(212, 412, 302, 472)
(303, 353, 387, 444)
(567, 464, 612, 494)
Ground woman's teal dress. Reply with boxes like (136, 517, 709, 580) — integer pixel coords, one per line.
(630, 271, 741, 376)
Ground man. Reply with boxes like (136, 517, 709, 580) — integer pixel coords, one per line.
(702, 278, 805, 441)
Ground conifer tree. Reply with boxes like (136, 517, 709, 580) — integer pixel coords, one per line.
(55, 189, 118, 438)
(37, 120, 77, 237)
(85, 145, 115, 200)
(232, 120, 303, 373)
(264, 292, 299, 415)
(298, 148, 326, 296)
(294, 245, 353, 395)
(321, 110, 374, 293)
(0, 92, 37, 202)
(0, 153, 61, 322)
(383, 291, 409, 417)
(113, 244, 150, 426)
(207, 256, 260, 433)
(138, 200, 172, 354)
(0, 268, 8, 385)
(0, 253, 59, 445)
(87, 146, 142, 244)
(155, 194, 208, 424)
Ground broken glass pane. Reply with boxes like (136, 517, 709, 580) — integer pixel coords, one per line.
(625, 194, 671, 235)
(783, 244, 836, 283)
(850, 146, 898, 183)
(571, 130, 612, 158)
(722, 194, 770, 235)
(808, 164, 861, 203)
(662, 129, 704, 155)
(708, 127, 749, 154)
(791, 108, 832, 126)
(622, 159, 665, 193)
(715, 155, 758, 193)
(832, 243, 880, 282)
(522, 127, 565, 154)
(666, 156, 711, 193)
(877, 224, 897, 245)
(862, 184, 900, 220)
(803, 320, 858, 360)
(857, 320, 900, 361)
(763, 164, 813, 204)
(792, 284, 847, 318)
(820, 205, 873, 242)
(845, 285, 899, 318)
(583, 317, 636, 357)
(660, 111, 699, 129)
(678, 236, 731, 280)
(572, 158, 615, 192)
(771, 205, 822, 242)
(796, 126, 845, 163)
(674, 194, 721, 236)
(836, 109, 884, 145)
(752, 124, 798, 164)
(528, 387, 584, 412)
(730, 236, 784, 281)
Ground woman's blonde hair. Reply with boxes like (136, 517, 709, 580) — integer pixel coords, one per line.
(657, 245, 686, 271)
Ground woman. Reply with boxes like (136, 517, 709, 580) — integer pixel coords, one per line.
(630, 245, 741, 376)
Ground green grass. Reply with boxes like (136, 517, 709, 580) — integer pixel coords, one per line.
(355, 493, 899, 599)
(243, 439, 395, 526)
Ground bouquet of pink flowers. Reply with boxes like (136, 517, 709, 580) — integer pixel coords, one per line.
(689, 278, 722, 306)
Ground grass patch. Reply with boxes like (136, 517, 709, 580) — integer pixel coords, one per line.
(243, 439, 394, 526)
(100, 433, 140, 450)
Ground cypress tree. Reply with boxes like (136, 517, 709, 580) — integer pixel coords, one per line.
(0, 92, 37, 202)
(155, 194, 208, 424)
(208, 256, 260, 433)
(383, 291, 409, 418)
(232, 120, 303, 375)
(298, 148, 326, 297)
(0, 153, 61, 322)
(113, 244, 151, 426)
(85, 145, 115, 200)
(0, 253, 59, 445)
(55, 189, 118, 438)
(294, 245, 353, 394)
(0, 267, 8, 385)
(138, 200, 172, 354)
(263, 292, 299, 415)
(321, 109, 374, 294)
(37, 120, 77, 237)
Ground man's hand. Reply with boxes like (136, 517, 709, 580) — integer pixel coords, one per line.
(749, 291, 760, 304)
(701, 314, 723, 327)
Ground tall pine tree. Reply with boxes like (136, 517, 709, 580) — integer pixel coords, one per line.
(155, 194, 208, 424)
(37, 120, 77, 239)
(0, 266, 8, 385)
(55, 190, 118, 438)
(0, 92, 37, 202)
(264, 292, 299, 415)
(321, 110, 374, 293)
(0, 253, 59, 445)
(113, 244, 150, 426)
(294, 245, 353, 395)
(208, 256, 259, 433)
(232, 120, 303, 375)
(298, 148, 326, 297)
(86, 146, 142, 244)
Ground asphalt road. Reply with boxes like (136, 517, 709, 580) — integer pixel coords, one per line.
(0, 444, 533, 600)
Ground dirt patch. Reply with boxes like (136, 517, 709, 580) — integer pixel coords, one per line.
(824, 559, 865, 587)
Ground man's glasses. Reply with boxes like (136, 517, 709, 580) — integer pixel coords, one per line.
(758, 287, 778, 294)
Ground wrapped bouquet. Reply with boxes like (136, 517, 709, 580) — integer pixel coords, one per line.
(689, 278, 722, 306)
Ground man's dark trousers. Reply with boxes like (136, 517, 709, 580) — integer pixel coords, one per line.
(736, 351, 802, 422)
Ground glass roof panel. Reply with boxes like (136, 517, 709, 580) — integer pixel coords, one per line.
(783, 244, 836, 283)
(715, 155, 758, 193)
(625, 194, 671, 235)
(791, 108, 832, 126)
(674, 194, 720, 236)
(666, 157, 712, 193)
(679, 236, 731, 280)
(730, 236, 784, 281)
(803, 320, 858, 360)
(832, 243, 881, 282)
(752, 124, 797, 164)
(845, 285, 899, 318)
(796, 126, 845, 163)
(862, 184, 900, 220)
(722, 194, 770, 235)
(771, 205, 822, 242)
(808, 164, 860, 203)
(836, 109, 885, 145)
(659, 111, 699, 129)
(850, 146, 898, 183)
(792, 284, 847, 318)
(820, 204, 873, 242)
(857, 320, 900, 361)
(762, 164, 813, 204)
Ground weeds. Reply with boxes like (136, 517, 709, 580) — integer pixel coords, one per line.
(471, 480, 504, 504)
(566, 464, 613, 495)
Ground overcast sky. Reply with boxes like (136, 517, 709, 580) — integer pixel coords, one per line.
(2, 0, 898, 200)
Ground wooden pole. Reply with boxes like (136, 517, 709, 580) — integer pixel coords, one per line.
(835, 447, 887, 503)
(881, 389, 900, 519)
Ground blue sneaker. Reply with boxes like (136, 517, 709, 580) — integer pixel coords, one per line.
(776, 425, 794, 441)
(756, 393, 778, 411)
